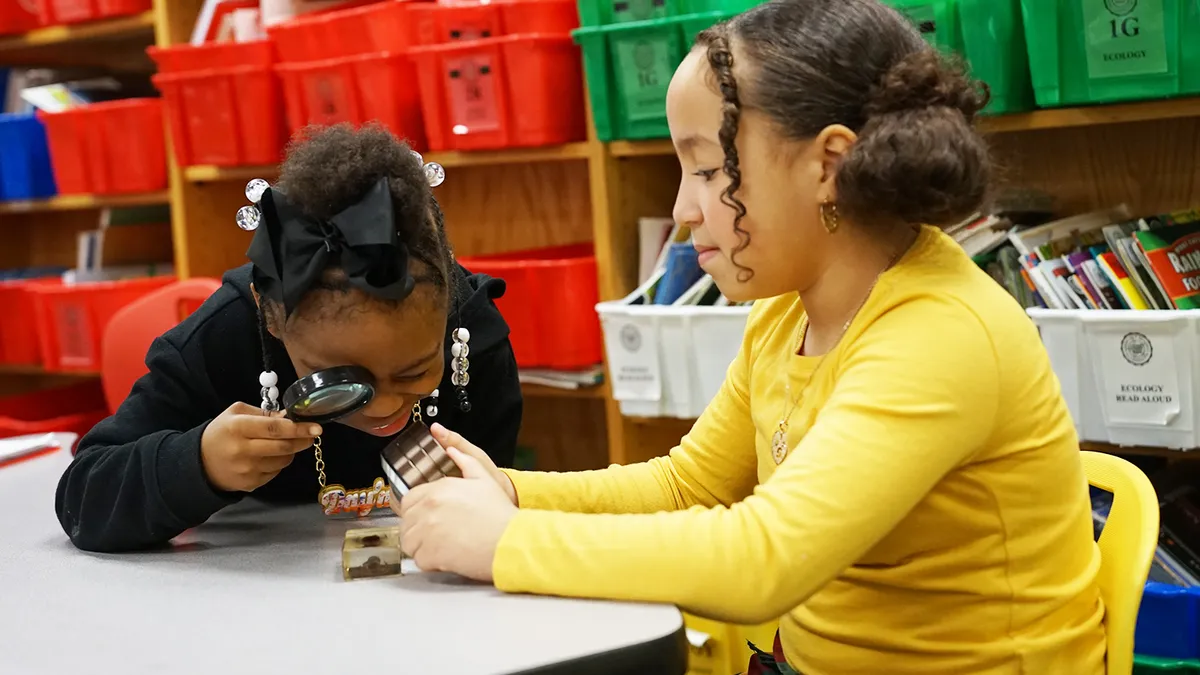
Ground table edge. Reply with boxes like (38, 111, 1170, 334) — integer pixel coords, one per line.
(511, 613, 688, 675)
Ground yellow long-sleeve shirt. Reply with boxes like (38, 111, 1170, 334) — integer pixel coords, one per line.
(494, 226, 1106, 674)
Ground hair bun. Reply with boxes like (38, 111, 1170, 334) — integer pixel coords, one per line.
(865, 50, 990, 123)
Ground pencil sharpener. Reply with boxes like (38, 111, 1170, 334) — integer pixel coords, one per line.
(380, 420, 461, 502)
(342, 526, 408, 581)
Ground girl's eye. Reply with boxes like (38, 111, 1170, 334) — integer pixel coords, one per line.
(693, 169, 718, 181)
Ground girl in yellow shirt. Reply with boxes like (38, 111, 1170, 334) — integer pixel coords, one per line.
(392, 0, 1108, 672)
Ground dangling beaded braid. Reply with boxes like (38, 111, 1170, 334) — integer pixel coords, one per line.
(257, 304, 280, 413)
(451, 327, 471, 412)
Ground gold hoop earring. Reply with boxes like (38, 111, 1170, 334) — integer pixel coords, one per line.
(820, 199, 840, 233)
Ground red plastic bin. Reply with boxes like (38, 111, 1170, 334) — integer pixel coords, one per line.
(0, 277, 59, 366)
(0, 381, 109, 459)
(29, 276, 175, 373)
(150, 41, 285, 167)
(457, 244, 601, 369)
(268, 0, 434, 62)
(410, 33, 585, 151)
(149, 39, 273, 73)
(410, 0, 578, 44)
(0, 0, 41, 35)
(38, 99, 168, 195)
(277, 51, 427, 147)
(36, 0, 150, 25)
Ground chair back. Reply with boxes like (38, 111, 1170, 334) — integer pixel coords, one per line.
(1082, 450, 1160, 675)
(100, 278, 221, 412)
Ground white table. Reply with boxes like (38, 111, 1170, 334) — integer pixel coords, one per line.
(0, 448, 686, 675)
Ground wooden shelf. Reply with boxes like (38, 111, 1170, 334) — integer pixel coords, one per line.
(609, 139, 675, 158)
(608, 97, 1200, 158)
(978, 96, 1200, 133)
(0, 191, 169, 215)
(520, 381, 608, 400)
(184, 142, 596, 184)
(0, 12, 154, 50)
(0, 365, 99, 378)
(0, 11, 156, 68)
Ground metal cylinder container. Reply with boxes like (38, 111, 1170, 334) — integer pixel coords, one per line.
(380, 421, 461, 500)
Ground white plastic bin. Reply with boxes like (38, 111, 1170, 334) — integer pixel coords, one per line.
(1028, 308, 1200, 450)
(596, 301, 751, 418)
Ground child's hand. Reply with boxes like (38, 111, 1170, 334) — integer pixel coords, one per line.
(397, 447, 517, 581)
(428, 423, 517, 505)
(200, 402, 321, 493)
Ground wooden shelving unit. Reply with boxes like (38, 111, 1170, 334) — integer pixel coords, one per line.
(0, 190, 169, 215)
(0, 11, 155, 69)
(0, 11, 154, 50)
(2, 1, 1198, 469)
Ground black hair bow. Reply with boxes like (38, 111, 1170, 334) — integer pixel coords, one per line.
(246, 177, 416, 317)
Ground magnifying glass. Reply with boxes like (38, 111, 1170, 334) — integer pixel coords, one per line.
(281, 365, 377, 424)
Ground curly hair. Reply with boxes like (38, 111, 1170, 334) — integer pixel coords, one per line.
(694, 0, 992, 276)
(701, 32, 753, 283)
(256, 124, 460, 367)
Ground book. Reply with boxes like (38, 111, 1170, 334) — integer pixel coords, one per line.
(1134, 222, 1200, 309)
(1105, 221, 1169, 309)
(637, 217, 674, 285)
(654, 242, 703, 305)
(1096, 251, 1147, 310)
(191, 0, 260, 44)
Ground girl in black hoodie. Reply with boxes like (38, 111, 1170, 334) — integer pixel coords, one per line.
(55, 124, 523, 552)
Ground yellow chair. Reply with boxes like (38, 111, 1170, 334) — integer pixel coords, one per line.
(1081, 450, 1160, 675)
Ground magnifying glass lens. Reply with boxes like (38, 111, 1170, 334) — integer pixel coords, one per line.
(282, 365, 376, 423)
(292, 383, 372, 417)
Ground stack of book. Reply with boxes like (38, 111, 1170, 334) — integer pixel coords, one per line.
(959, 205, 1200, 311)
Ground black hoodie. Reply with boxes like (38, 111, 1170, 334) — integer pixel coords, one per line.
(54, 263, 522, 553)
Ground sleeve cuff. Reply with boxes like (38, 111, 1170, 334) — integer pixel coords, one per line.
(156, 422, 240, 527)
(492, 509, 549, 593)
(499, 468, 558, 510)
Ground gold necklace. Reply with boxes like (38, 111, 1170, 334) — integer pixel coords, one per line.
(312, 402, 423, 517)
(769, 237, 913, 464)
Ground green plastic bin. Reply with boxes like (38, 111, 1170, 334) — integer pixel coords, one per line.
(1135, 655, 1200, 673)
(886, 0, 1035, 114)
(680, 9, 735, 44)
(575, 0, 755, 28)
(577, 0, 680, 28)
(574, 11, 725, 141)
(1020, 0, 1200, 107)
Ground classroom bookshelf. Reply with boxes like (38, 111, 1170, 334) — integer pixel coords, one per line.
(2, 0, 1200, 471)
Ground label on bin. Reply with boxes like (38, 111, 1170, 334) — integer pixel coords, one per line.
(445, 55, 501, 135)
(1090, 324, 1184, 428)
(615, 37, 677, 123)
(1082, 0, 1168, 79)
(606, 315, 662, 401)
(612, 0, 668, 23)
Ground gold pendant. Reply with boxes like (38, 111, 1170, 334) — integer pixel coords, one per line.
(318, 477, 391, 517)
(771, 425, 788, 464)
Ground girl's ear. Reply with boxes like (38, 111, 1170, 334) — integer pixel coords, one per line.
(813, 124, 857, 203)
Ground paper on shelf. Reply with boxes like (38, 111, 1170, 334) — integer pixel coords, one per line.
(0, 433, 77, 466)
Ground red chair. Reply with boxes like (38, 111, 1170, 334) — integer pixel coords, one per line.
(100, 278, 221, 412)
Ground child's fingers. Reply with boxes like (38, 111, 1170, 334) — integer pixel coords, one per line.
(247, 438, 316, 457)
(397, 483, 435, 518)
(257, 453, 297, 473)
(446, 447, 487, 479)
(235, 414, 322, 441)
(429, 424, 487, 460)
